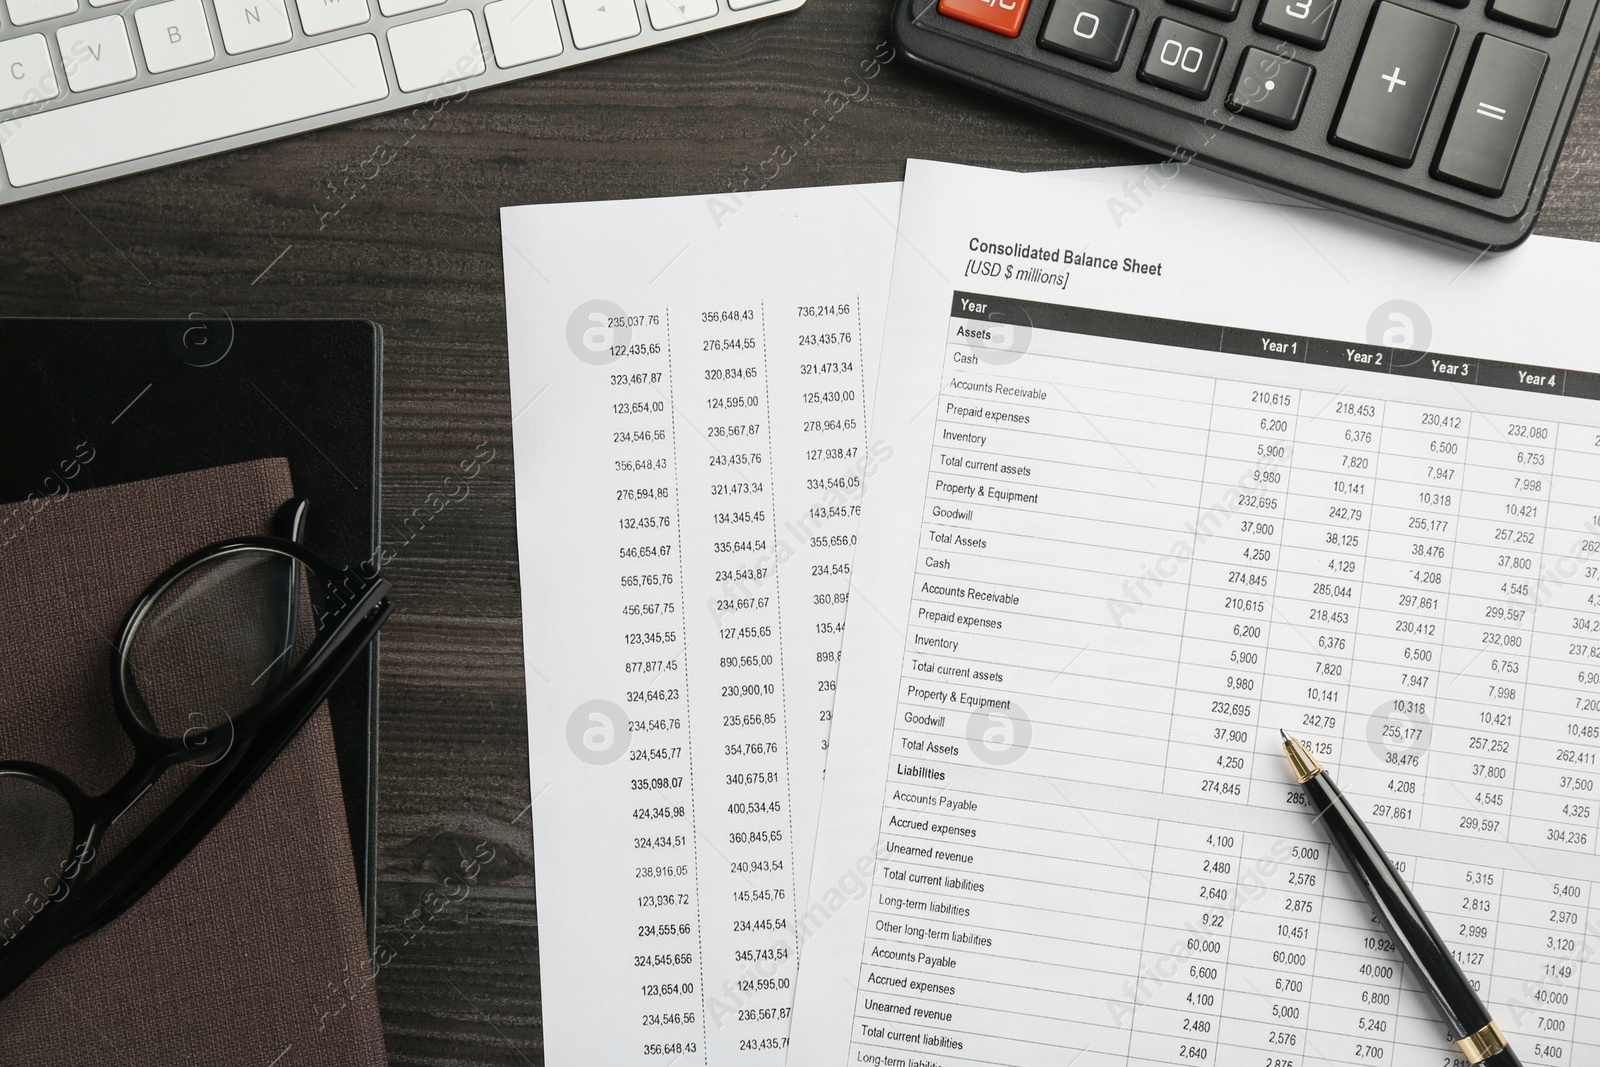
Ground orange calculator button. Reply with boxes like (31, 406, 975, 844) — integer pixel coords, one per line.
(938, 0, 1031, 37)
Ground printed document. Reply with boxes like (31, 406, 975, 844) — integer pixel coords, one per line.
(790, 159, 1600, 1066)
(502, 182, 898, 1065)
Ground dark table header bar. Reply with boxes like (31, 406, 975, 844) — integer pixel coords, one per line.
(951, 291, 1595, 403)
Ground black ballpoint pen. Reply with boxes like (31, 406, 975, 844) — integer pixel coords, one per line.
(1279, 731, 1521, 1067)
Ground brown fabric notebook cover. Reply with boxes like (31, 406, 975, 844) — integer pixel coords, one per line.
(0, 459, 387, 1066)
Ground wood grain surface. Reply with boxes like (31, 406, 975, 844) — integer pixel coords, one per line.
(5, 1, 1600, 1061)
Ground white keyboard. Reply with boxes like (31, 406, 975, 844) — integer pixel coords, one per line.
(0, 0, 803, 202)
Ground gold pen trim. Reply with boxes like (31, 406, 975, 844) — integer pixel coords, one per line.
(1279, 730, 1324, 784)
(1457, 1020, 1508, 1063)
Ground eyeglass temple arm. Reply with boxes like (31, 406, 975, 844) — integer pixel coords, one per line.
(0, 601, 392, 1001)
(270, 498, 309, 689)
(67, 593, 393, 946)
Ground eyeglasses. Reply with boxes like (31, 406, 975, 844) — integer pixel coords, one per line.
(0, 498, 392, 1002)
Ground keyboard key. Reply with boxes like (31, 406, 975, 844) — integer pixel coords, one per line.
(1039, 0, 1136, 70)
(88, 0, 124, 8)
(646, 0, 716, 29)
(1228, 46, 1313, 128)
(296, 0, 369, 34)
(0, 34, 388, 185)
(1434, 34, 1546, 194)
(1331, 2, 1455, 165)
(939, 0, 1030, 37)
(134, 0, 214, 72)
(485, 0, 563, 66)
(0, 35, 59, 109)
(378, 0, 442, 16)
(214, 0, 292, 52)
(387, 9, 485, 91)
(1488, 0, 1565, 34)
(1139, 18, 1223, 98)
(1172, 0, 1237, 21)
(58, 14, 137, 90)
(564, 0, 641, 47)
(6, 0, 76, 25)
(726, 0, 777, 7)
(1255, 0, 1337, 48)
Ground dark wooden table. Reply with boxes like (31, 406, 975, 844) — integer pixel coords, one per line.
(6, 2, 1600, 1061)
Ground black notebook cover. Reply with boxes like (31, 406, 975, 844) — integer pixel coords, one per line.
(0, 317, 382, 950)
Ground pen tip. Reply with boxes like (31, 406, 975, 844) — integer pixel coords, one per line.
(1280, 729, 1325, 783)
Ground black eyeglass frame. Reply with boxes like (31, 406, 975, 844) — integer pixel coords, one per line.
(0, 500, 392, 1003)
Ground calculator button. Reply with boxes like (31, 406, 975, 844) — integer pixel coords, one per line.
(1488, 0, 1565, 35)
(1171, 0, 1238, 22)
(1139, 18, 1224, 98)
(1228, 47, 1313, 128)
(1331, 2, 1456, 165)
(1434, 35, 1546, 195)
(1038, 0, 1136, 69)
(1254, 0, 1337, 49)
(939, 0, 1030, 37)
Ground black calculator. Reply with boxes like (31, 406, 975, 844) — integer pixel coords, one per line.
(891, 0, 1600, 248)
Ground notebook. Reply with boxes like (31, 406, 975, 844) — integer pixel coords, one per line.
(0, 458, 388, 1064)
(0, 317, 382, 943)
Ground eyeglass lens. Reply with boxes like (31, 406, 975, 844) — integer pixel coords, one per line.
(121, 549, 318, 752)
(0, 774, 76, 943)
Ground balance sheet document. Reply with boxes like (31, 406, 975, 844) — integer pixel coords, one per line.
(502, 183, 899, 1066)
(789, 160, 1600, 1067)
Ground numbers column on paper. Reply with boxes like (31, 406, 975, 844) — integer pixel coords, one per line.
(598, 310, 702, 1063)
(1425, 413, 1551, 842)
(758, 296, 871, 991)
(1520, 422, 1600, 854)
(1416, 859, 1503, 1039)
(1302, 849, 1408, 1066)
(1320, 401, 1464, 830)
(1489, 871, 1588, 1064)
(1125, 823, 1241, 1065)
(671, 305, 797, 1062)
(1162, 381, 1291, 803)
(1214, 832, 1327, 1063)
(1262, 391, 1381, 796)
(1123, 825, 1329, 1067)
(765, 299, 870, 776)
